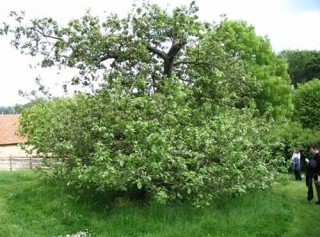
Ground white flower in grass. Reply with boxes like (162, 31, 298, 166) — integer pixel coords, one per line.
(55, 229, 91, 237)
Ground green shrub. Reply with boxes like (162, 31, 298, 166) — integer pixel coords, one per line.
(19, 79, 285, 207)
(292, 78, 320, 130)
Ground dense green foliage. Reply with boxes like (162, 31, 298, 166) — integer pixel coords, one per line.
(212, 20, 293, 119)
(275, 50, 320, 160)
(18, 78, 286, 206)
(292, 79, 320, 130)
(265, 121, 320, 164)
(1, 1, 294, 206)
(279, 50, 320, 86)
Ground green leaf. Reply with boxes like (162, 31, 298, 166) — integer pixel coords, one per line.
(119, 159, 124, 167)
(137, 181, 142, 190)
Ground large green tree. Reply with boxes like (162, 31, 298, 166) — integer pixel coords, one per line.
(279, 50, 320, 87)
(2, 1, 290, 205)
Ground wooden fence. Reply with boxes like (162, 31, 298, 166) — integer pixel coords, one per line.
(0, 157, 45, 171)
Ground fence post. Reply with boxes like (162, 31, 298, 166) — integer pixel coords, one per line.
(30, 156, 33, 169)
(10, 156, 12, 171)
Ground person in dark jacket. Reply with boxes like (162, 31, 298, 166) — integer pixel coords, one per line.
(308, 143, 320, 204)
(305, 156, 315, 201)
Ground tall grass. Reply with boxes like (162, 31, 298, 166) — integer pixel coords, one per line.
(0, 171, 318, 237)
(273, 176, 320, 237)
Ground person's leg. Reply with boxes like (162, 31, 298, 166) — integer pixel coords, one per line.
(297, 170, 302, 180)
(294, 170, 298, 180)
(307, 176, 314, 201)
(315, 183, 320, 204)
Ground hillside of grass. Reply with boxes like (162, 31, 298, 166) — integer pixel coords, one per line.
(0, 171, 319, 237)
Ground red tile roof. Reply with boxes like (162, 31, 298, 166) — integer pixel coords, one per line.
(0, 115, 28, 145)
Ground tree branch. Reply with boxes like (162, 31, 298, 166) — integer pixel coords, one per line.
(35, 29, 63, 41)
(174, 60, 213, 67)
(164, 38, 187, 77)
(99, 51, 119, 62)
(147, 46, 167, 60)
(167, 38, 187, 59)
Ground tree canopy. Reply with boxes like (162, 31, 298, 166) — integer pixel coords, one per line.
(0, 1, 292, 119)
(279, 50, 320, 87)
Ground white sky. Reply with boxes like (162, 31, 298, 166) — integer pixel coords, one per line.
(1, 0, 320, 106)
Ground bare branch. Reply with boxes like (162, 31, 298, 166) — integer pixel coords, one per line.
(35, 29, 63, 41)
(174, 60, 213, 66)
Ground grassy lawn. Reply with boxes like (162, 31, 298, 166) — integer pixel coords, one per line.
(0, 171, 319, 237)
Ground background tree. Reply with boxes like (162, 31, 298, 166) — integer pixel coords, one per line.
(279, 50, 320, 87)
(269, 121, 320, 163)
(22, 97, 48, 108)
(0, 106, 18, 114)
(292, 79, 320, 130)
(210, 20, 293, 119)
